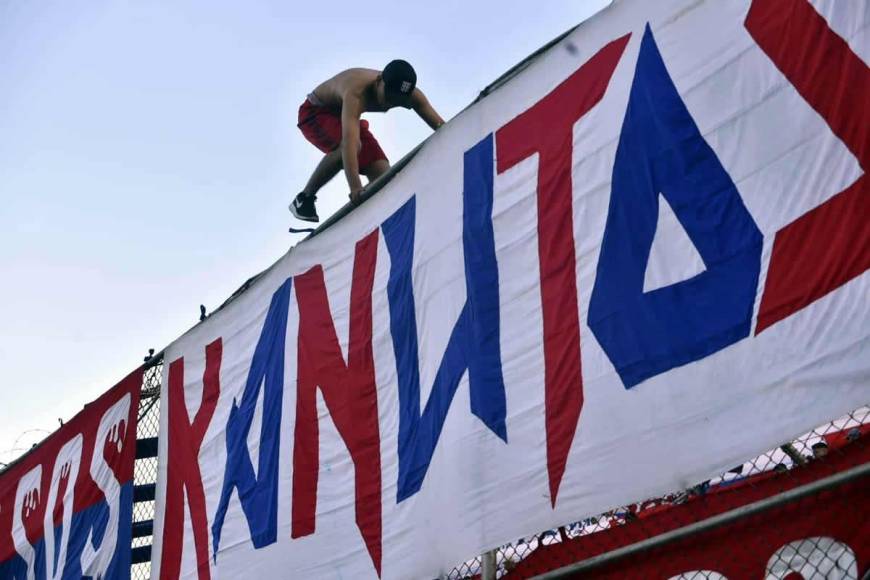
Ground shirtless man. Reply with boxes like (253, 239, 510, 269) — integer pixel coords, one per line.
(290, 60, 445, 222)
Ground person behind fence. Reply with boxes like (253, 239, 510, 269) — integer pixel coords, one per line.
(810, 441, 829, 460)
(290, 60, 445, 223)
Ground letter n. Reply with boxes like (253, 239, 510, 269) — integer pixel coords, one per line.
(382, 134, 507, 504)
(211, 279, 291, 557)
(291, 230, 383, 576)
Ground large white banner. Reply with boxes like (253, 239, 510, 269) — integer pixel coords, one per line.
(151, 0, 870, 578)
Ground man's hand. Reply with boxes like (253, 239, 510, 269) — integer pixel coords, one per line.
(349, 185, 365, 206)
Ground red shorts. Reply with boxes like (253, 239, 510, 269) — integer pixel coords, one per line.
(297, 99, 388, 170)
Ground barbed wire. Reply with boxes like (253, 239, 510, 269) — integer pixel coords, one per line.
(0, 428, 55, 470)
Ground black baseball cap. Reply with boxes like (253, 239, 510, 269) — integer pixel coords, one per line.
(382, 60, 416, 107)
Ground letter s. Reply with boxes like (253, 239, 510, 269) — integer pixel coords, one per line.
(80, 393, 131, 578)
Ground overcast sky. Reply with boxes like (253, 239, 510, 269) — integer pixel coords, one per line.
(0, 0, 610, 463)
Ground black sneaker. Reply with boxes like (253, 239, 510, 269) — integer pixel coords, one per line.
(289, 192, 319, 222)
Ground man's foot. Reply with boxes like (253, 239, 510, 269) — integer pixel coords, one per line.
(289, 192, 319, 223)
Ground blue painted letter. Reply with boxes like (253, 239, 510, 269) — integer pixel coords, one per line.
(588, 26, 763, 388)
(211, 278, 291, 556)
(383, 134, 507, 502)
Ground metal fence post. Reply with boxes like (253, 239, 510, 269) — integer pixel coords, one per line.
(481, 548, 497, 580)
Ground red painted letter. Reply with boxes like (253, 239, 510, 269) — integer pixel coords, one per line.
(291, 230, 383, 576)
(748, 0, 870, 333)
(161, 338, 221, 580)
(495, 34, 630, 506)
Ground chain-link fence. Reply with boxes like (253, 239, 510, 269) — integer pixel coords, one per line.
(445, 406, 870, 579)
(131, 358, 162, 580)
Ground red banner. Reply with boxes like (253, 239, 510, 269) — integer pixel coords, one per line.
(0, 367, 142, 580)
(510, 439, 870, 579)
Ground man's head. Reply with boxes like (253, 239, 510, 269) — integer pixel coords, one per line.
(378, 60, 416, 109)
(811, 441, 829, 459)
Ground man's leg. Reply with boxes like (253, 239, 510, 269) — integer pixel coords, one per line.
(292, 148, 343, 222)
(362, 159, 390, 183)
(302, 148, 343, 196)
(358, 122, 389, 190)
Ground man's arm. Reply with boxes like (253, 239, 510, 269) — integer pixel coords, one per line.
(340, 95, 365, 200)
(411, 89, 445, 130)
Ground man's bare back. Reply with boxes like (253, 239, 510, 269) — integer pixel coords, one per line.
(290, 60, 445, 224)
(311, 68, 390, 114)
